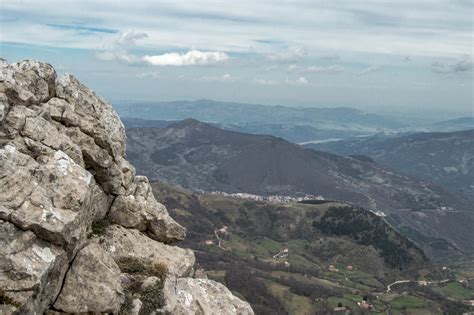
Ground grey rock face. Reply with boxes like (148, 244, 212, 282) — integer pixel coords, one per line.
(109, 175, 186, 243)
(163, 277, 254, 315)
(0, 59, 252, 314)
(53, 243, 124, 313)
(95, 225, 194, 278)
(0, 220, 68, 314)
(3, 147, 103, 255)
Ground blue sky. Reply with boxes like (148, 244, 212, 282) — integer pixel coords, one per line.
(0, 0, 472, 117)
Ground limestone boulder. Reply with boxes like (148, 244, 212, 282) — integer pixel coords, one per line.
(163, 277, 254, 315)
(0, 59, 56, 104)
(54, 243, 124, 313)
(55, 74, 125, 162)
(109, 175, 186, 243)
(3, 146, 108, 255)
(0, 144, 38, 210)
(51, 73, 135, 195)
(0, 221, 68, 314)
(95, 225, 194, 278)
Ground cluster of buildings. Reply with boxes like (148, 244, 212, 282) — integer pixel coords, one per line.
(208, 191, 324, 203)
(333, 296, 373, 313)
(328, 264, 353, 272)
(357, 299, 373, 310)
(272, 248, 289, 259)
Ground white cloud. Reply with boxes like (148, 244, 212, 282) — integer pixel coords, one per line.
(287, 64, 344, 74)
(96, 30, 146, 63)
(286, 76, 309, 85)
(96, 50, 139, 63)
(254, 76, 309, 86)
(268, 47, 307, 63)
(2, 1, 472, 113)
(296, 77, 308, 85)
(143, 50, 229, 66)
(304, 65, 345, 74)
(96, 32, 229, 67)
(1, 1, 472, 59)
(254, 78, 279, 86)
(287, 64, 298, 72)
(116, 30, 148, 46)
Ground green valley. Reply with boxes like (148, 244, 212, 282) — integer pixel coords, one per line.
(151, 182, 474, 314)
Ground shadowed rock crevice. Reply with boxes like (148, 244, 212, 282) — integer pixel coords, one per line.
(0, 59, 254, 315)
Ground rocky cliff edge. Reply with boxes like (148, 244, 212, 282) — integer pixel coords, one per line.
(0, 59, 253, 315)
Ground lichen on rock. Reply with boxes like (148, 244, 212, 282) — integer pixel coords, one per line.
(0, 59, 253, 314)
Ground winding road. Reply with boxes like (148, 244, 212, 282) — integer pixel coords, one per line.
(386, 278, 451, 292)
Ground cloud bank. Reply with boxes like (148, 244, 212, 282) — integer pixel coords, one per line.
(143, 50, 229, 66)
(97, 31, 229, 67)
(1, 1, 472, 113)
(305, 65, 345, 74)
(96, 30, 147, 64)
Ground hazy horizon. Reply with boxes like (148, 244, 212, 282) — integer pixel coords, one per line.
(111, 97, 473, 123)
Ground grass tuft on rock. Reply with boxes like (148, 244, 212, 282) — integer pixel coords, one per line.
(139, 281, 166, 315)
(116, 256, 168, 279)
(117, 257, 169, 314)
(90, 217, 112, 236)
(0, 288, 21, 308)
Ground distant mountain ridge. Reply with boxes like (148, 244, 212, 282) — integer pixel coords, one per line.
(430, 117, 474, 132)
(308, 129, 474, 200)
(115, 100, 472, 144)
(125, 119, 474, 258)
(122, 117, 176, 129)
(115, 99, 406, 142)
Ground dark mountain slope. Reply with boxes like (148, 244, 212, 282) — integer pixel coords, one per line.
(308, 129, 474, 200)
(126, 119, 474, 257)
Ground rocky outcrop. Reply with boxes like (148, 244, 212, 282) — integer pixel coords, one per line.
(0, 59, 253, 315)
(95, 225, 195, 278)
(0, 220, 68, 314)
(53, 243, 124, 313)
(163, 277, 254, 315)
(108, 176, 186, 244)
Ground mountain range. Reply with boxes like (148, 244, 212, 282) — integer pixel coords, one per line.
(115, 99, 406, 143)
(125, 119, 474, 258)
(429, 117, 474, 132)
(308, 129, 474, 201)
(115, 100, 473, 144)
